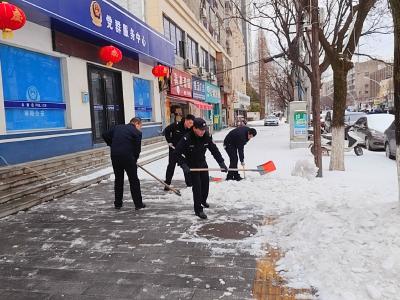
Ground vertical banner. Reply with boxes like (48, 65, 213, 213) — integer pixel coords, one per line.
(133, 77, 152, 121)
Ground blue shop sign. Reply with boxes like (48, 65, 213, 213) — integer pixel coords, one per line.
(192, 77, 206, 101)
(13, 0, 174, 66)
(4, 101, 66, 110)
(205, 82, 221, 104)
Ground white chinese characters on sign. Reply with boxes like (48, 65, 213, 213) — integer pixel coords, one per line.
(104, 14, 146, 48)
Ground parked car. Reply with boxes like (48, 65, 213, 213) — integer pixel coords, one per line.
(324, 111, 366, 136)
(352, 114, 395, 150)
(264, 115, 279, 126)
(384, 121, 396, 159)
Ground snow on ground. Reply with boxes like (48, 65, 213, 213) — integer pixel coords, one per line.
(139, 120, 399, 300)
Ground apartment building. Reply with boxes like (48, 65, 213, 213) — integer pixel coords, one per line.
(144, 0, 249, 129)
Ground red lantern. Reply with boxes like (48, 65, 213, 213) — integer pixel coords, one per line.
(152, 65, 169, 77)
(99, 45, 123, 67)
(0, 2, 26, 39)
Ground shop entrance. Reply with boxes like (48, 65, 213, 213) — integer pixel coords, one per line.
(88, 65, 125, 143)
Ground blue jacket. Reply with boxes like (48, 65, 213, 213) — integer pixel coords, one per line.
(223, 126, 251, 162)
(102, 124, 142, 159)
(174, 130, 224, 168)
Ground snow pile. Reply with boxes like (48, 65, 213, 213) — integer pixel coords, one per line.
(291, 159, 318, 180)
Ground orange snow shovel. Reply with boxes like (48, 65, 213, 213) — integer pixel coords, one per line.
(193, 161, 276, 176)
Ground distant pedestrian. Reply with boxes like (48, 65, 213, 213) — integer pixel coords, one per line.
(223, 126, 257, 181)
(174, 118, 228, 219)
(163, 114, 195, 190)
(102, 117, 146, 210)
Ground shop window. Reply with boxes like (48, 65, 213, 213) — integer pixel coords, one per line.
(0, 45, 65, 131)
(133, 77, 152, 122)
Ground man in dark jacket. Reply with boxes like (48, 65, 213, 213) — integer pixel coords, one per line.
(174, 118, 228, 219)
(102, 117, 145, 210)
(163, 114, 195, 189)
(223, 126, 257, 181)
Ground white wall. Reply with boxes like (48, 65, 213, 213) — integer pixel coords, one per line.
(112, 0, 145, 21)
(63, 57, 91, 129)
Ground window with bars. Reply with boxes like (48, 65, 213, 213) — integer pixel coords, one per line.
(209, 55, 216, 75)
(200, 48, 209, 72)
(187, 36, 199, 66)
(163, 15, 185, 58)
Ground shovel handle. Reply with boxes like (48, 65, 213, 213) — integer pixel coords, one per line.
(190, 168, 260, 172)
(137, 164, 181, 196)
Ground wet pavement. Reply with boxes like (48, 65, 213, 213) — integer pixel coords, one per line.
(0, 179, 315, 300)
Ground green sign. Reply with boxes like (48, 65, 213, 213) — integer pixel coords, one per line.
(205, 82, 221, 104)
(293, 111, 307, 136)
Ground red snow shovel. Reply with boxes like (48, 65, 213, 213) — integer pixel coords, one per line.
(192, 161, 277, 176)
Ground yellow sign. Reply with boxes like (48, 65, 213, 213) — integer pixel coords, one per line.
(373, 99, 381, 105)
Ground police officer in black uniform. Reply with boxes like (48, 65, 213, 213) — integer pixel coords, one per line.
(223, 126, 257, 181)
(102, 117, 146, 210)
(174, 118, 228, 219)
(163, 114, 195, 189)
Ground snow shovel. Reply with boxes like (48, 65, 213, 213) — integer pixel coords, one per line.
(191, 161, 276, 175)
(137, 164, 181, 196)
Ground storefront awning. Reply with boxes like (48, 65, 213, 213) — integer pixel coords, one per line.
(169, 96, 213, 111)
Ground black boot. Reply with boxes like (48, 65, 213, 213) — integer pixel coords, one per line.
(195, 211, 207, 219)
(135, 204, 146, 210)
(234, 174, 243, 181)
(201, 202, 210, 208)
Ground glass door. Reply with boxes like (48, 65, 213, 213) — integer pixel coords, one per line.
(88, 65, 124, 143)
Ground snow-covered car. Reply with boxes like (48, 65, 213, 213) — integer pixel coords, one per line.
(384, 121, 396, 159)
(264, 115, 279, 126)
(353, 114, 395, 150)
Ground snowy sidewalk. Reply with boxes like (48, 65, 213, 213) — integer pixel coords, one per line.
(0, 123, 398, 299)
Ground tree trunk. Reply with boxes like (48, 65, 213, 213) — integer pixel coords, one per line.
(389, 0, 400, 202)
(311, 0, 322, 177)
(329, 62, 348, 171)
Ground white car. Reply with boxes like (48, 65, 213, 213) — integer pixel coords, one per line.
(264, 115, 279, 126)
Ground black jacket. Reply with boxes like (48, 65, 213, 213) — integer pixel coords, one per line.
(223, 126, 251, 162)
(102, 124, 142, 159)
(174, 130, 225, 168)
(163, 119, 191, 147)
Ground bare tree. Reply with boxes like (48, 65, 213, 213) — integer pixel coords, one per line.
(232, 0, 387, 171)
(317, 0, 379, 171)
(266, 60, 296, 110)
(388, 0, 400, 202)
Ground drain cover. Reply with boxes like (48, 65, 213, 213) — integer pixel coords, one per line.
(197, 222, 257, 240)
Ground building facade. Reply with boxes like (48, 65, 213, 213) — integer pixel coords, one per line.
(144, 0, 249, 130)
(0, 0, 174, 165)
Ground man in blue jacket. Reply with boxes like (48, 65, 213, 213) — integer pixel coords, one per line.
(223, 126, 257, 181)
(102, 117, 145, 210)
(174, 118, 228, 219)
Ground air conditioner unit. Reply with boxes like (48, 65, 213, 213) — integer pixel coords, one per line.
(201, 6, 207, 19)
(184, 58, 193, 69)
(198, 67, 205, 76)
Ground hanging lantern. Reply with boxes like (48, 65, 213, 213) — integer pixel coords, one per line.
(99, 45, 123, 67)
(0, 2, 26, 39)
(151, 65, 169, 78)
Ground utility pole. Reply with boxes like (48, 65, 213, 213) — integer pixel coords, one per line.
(311, 0, 322, 177)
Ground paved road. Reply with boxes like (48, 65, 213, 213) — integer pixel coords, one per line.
(0, 179, 262, 300)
